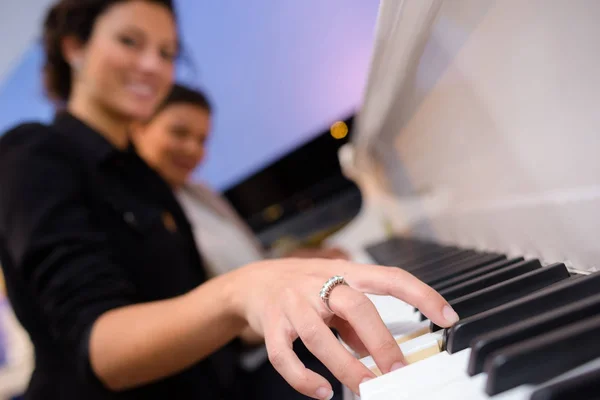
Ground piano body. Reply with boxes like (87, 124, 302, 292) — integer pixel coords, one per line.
(324, 0, 600, 399)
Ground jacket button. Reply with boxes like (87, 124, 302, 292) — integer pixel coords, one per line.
(162, 211, 177, 233)
(123, 211, 137, 226)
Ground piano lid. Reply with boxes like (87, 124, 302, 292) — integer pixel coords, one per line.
(345, 0, 600, 272)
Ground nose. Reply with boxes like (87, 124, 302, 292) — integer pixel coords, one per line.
(137, 49, 166, 74)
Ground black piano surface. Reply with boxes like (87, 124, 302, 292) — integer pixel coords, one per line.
(223, 114, 360, 248)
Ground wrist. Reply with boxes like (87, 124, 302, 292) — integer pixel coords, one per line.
(215, 269, 247, 324)
(185, 272, 246, 332)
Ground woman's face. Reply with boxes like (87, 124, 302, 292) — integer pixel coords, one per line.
(133, 103, 211, 187)
(68, 1, 178, 120)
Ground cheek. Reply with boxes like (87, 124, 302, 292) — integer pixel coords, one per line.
(195, 145, 206, 161)
(140, 130, 170, 163)
(87, 46, 129, 89)
(181, 139, 205, 162)
(154, 137, 177, 161)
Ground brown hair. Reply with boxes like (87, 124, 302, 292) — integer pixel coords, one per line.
(42, 0, 177, 103)
(153, 83, 213, 118)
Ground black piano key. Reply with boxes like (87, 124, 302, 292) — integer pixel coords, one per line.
(433, 262, 568, 330)
(432, 257, 524, 291)
(529, 362, 600, 400)
(418, 253, 506, 286)
(393, 247, 462, 271)
(445, 271, 600, 354)
(414, 257, 523, 321)
(468, 292, 600, 375)
(364, 237, 424, 264)
(484, 314, 600, 395)
(415, 253, 513, 320)
(438, 259, 541, 301)
(374, 244, 445, 265)
(412, 252, 492, 279)
(430, 263, 570, 332)
(365, 238, 455, 266)
(417, 257, 533, 320)
(404, 249, 479, 275)
(364, 236, 407, 255)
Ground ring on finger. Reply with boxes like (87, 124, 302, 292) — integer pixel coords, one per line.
(319, 275, 348, 313)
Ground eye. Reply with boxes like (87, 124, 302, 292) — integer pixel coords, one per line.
(118, 34, 139, 48)
(169, 126, 188, 139)
(160, 47, 177, 62)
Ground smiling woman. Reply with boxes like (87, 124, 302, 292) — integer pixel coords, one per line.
(43, 0, 177, 123)
(133, 84, 213, 188)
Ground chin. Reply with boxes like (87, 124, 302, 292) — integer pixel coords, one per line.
(122, 103, 157, 121)
(115, 96, 162, 121)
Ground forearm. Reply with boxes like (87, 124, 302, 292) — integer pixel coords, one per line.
(89, 273, 246, 391)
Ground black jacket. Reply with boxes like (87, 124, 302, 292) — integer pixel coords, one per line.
(0, 112, 241, 399)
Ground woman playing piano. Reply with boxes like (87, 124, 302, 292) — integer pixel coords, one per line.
(0, 1, 459, 399)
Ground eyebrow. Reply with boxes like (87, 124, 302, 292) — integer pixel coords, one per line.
(119, 25, 178, 49)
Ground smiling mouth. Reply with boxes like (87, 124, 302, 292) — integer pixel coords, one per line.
(126, 83, 157, 100)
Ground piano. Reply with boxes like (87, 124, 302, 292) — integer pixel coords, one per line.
(322, 0, 600, 399)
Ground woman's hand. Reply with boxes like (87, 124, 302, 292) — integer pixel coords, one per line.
(229, 258, 459, 399)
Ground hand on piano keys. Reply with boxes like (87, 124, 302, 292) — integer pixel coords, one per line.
(354, 237, 600, 399)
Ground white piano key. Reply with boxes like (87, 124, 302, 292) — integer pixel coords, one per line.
(359, 330, 448, 374)
(359, 349, 471, 399)
(360, 346, 600, 400)
(435, 350, 600, 400)
(366, 293, 418, 326)
(388, 319, 431, 342)
(425, 374, 490, 400)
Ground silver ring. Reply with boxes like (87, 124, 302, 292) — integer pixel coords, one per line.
(319, 275, 348, 313)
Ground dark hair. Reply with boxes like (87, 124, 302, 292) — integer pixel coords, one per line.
(42, 0, 177, 102)
(153, 83, 213, 116)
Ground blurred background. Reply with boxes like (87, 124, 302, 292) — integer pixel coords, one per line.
(0, 0, 378, 191)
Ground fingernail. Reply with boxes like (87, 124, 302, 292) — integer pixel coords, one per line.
(390, 361, 405, 371)
(361, 377, 373, 384)
(316, 387, 333, 400)
(443, 305, 459, 324)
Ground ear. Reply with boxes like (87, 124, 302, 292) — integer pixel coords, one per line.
(61, 35, 86, 72)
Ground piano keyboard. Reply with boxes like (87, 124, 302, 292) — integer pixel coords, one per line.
(355, 236, 600, 400)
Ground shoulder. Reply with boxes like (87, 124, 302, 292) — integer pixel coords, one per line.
(0, 121, 77, 186)
(0, 121, 68, 160)
(1, 121, 50, 145)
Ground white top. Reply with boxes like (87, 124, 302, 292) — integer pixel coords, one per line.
(175, 189, 264, 278)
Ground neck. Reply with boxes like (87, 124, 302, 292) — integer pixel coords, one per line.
(68, 94, 130, 150)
